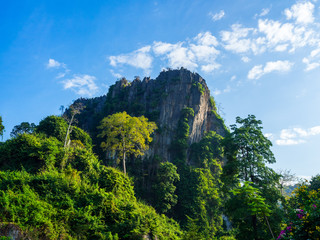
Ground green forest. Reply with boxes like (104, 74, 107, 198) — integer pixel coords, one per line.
(0, 75, 320, 240)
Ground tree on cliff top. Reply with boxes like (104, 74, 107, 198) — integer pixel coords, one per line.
(0, 116, 4, 138)
(98, 111, 157, 175)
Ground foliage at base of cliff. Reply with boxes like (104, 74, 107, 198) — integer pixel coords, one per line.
(0, 117, 182, 240)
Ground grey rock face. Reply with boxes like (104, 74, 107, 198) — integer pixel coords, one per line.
(73, 68, 226, 162)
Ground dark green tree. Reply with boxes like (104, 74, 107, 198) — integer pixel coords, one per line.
(226, 182, 274, 240)
(10, 122, 36, 138)
(36, 115, 92, 149)
(152, 162, 180, 214)
(0, 116, 4, 138)
(309, 174, 320, 191)
(224, 115, 282, 240)
(229, 115, 276, 184)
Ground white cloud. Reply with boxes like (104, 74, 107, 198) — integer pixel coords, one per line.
(153, 42, 180, 55)
(302, 57, 320, 71)
(221, 24, 257, 54)
(241, 56, 251, 62)
(276, 139, 306, 145)
(110, 70, 122, 78)
(110, 31, 221, 73)
(258, 20, 294, 45)
(109, 46, 153, 72)
(212, 85, 231, 96)
(310, 48, 320, 57)
(274, 44, 289, 52)
(165, 46, 197, 69)
(47, 58, 61, 68)
(209, 10, 225, 21)
(194, 32, 219, 46)
(220, 24, 267, 55)
(62, 74, 98, 96)
(260, 8, 270, 17)
(201, 63, 221, 73)
(264, 133, 274, 140)
(248, 60, 293, 80)
(284, 1, 315, 24)
(275, 125, 320, 145)
(46, 58, 70, 79)
(107, 1, 320, 79)
(264, 60, 293, 72)
(248, 65, 263, 79)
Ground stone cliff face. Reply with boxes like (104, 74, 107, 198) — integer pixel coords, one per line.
(72, 68, 227, 162)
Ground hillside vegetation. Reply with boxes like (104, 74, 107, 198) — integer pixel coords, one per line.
(1, 70, 319, 239)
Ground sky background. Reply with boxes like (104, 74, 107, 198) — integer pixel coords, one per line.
(1, 0, 320, 179)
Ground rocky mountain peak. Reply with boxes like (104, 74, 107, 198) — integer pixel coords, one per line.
(71, 68, 227, 162)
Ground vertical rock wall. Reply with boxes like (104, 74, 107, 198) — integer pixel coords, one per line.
(73, 68, 227, 162)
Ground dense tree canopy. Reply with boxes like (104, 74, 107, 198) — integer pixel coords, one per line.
(228, 115, 277, 184)
(224, 115, 283, 240)
(0, 114, 182, 239)
(10, 122, 36, 138)
(98, 111, 157, 175)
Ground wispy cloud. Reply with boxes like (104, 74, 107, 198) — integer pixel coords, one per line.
(109, 46, 153, 74)
(110, 31, 220, 74)
(209, 10, 225, 21)
(62, 74, 98, 96)
(260, 8, 270, 17)
(110, 70, 123, 78)
(264, 133, 274, 140)
(46, 58, 98, 96)
(248, 60, 293, 80)
(108, 0, 320, 82)
(47, 59, 61, 68)
(241, 56, 251, 62)
(213, 85, 231, 96)
(46, 58, 70, 79)
(275, 126, 320, 145)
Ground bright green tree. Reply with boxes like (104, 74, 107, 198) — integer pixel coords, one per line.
(98, 111, 157, 175)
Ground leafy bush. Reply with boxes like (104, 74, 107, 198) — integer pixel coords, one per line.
(279, 183, 320, 239)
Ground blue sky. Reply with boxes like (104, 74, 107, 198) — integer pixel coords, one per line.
(1, 0, 320, 179)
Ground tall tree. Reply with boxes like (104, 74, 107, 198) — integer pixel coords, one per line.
(10, 122, 36, 138)
(98, 111, 157, 175)
(0, 116, 4, 138)
(63, 103, 84, 150)
(228, 114, 277, 184)
(224, 115, 282, 240)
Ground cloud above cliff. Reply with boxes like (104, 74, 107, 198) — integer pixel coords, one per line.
(62, 74, 98, 96)
(109, 32, 220, 73)
(108, 0, 320, 83)
(248, 60, 293, 80)
(46, 58, 98, 96)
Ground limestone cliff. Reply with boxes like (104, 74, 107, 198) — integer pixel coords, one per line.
(71, 68, 227, 162)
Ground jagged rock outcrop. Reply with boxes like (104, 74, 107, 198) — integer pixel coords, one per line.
(71, 68, 227, 162)
(0, 223, 29, 240)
